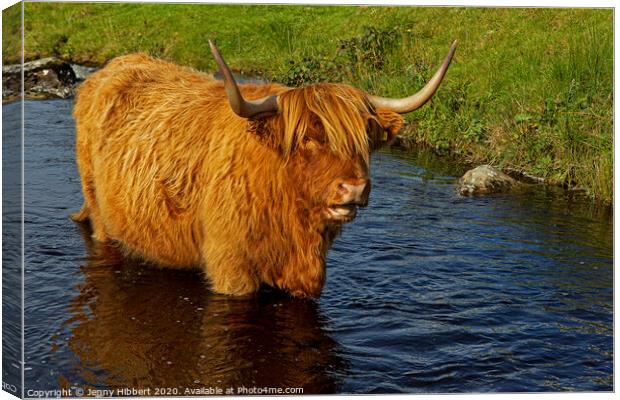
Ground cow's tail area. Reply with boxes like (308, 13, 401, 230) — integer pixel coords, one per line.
(70, 204, 90, 223)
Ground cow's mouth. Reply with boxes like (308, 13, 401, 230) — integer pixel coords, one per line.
(326, 204, 358, 223)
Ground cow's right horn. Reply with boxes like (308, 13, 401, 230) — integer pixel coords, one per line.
(209, 40, 279, 119)
(367, 40, 457, 114)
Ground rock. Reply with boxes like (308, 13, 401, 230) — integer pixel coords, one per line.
(503, 167, 545, 184)
(3, 57, 97, 101)
(70, 63, 98, 81)
(25, 67, 76, 99)
(457, 165, 516, 195)
(3, 57, 66, 75)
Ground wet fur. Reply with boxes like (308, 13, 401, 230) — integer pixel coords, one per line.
(72, 53, 403, 297)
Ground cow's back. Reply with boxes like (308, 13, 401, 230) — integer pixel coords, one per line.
(73, 54, 279, 268)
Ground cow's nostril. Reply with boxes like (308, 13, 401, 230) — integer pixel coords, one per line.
(339, 181, 369, 205)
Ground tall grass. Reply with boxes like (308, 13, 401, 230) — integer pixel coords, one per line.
(409, 14, 613, 202)
(2, 4, 613, 202)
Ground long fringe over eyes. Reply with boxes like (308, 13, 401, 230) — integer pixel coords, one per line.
(277, 84, 375, 164)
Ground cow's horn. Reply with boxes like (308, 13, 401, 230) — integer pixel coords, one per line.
(367, 40, 457, 114)
(208, 40, 279, 118)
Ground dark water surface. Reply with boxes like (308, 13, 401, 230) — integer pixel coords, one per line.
(3, 99, 613, 394)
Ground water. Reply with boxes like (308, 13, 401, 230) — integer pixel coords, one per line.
(3, 99, 613, 394)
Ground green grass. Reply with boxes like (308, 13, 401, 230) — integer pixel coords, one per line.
(3, 4, 613, 203)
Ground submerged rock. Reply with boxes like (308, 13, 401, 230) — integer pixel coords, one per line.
(3, 57, 97, 101)
(457, 165, 517, 195)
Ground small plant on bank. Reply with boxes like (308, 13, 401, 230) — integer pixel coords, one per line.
(279, 26, 401, 86)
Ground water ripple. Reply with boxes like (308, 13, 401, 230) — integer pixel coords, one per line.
(3, 100, 613, 394)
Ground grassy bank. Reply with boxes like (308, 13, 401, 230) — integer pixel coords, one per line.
(3, 4, 613, 203)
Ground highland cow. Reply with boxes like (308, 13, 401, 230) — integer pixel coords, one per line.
(72, 40, 456, 298)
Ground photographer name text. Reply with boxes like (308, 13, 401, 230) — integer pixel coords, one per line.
(26, 385, 303, 397)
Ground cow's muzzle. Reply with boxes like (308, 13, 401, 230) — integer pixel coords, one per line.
(325, 180, 370, 223)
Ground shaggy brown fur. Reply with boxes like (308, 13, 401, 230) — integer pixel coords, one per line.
(73, 53, 404, 298)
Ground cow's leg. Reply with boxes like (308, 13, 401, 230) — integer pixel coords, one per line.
(277, 256, 325, 298)
(87, 205, 110, 243)
(73, 143, 110, 242)
(73, 160, 92, 222)
(203, 250, 260, 296)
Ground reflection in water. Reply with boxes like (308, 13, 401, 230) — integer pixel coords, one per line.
(63, 223, 345, 393)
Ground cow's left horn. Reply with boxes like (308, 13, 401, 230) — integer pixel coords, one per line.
(367, 40, 457, 114)
(209, 40, 279, 119)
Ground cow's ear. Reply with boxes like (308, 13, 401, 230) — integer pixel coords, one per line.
(368, 109, 405, 150)
(247, 116, 283, 150)
(375, 109, 404, 142)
